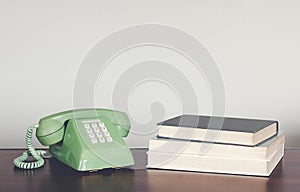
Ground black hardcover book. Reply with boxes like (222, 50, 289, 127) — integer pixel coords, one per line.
(157, 115, 278, 146)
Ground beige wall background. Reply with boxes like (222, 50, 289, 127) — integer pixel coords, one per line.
(0, 0, 299, 148)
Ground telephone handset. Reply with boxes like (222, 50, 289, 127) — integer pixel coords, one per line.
(14, 108, 134, 171)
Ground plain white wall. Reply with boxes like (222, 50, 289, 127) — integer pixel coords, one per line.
(0, 0, 299, 148)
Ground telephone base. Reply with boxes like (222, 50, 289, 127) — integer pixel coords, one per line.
(48, 118, 134, 171)
(49, 143, 134, 171)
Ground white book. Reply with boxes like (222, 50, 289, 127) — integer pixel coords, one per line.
(148, 132, 285, 160)
(147, 142, 284, 176)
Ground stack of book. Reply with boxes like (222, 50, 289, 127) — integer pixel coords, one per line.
(147, 115, 285, 176)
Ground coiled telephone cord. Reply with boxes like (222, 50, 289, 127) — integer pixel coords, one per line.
(13, 124, 47, 169)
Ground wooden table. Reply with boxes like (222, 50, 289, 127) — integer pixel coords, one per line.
(0, 149, 299, 192)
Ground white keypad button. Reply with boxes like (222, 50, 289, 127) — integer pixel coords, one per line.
(99, 122, 105, 128)
(96, 132, 102, 137)
(93, 127, 100, 133)
(91, 138, 98, 144)
(91, 123, 98, 128)
(104, 131, 110, 137)
(89, 133, 95, 138)
(106, 136, 113, 142)
(84, 124, 90, 129)
(101, 127, 107, 132)
(99, 137, 106, 143)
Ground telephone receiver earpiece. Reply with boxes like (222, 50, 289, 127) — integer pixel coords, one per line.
(36, 119, 64, 146)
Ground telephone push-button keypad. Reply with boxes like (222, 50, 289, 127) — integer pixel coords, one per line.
(83, 121, 113, 144)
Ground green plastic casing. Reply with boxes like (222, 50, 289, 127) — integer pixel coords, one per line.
(36, 108, 134, 171)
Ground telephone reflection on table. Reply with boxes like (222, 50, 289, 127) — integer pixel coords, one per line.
(13, 108, 135, 171)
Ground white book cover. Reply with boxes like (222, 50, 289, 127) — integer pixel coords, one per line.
(148, 132, 285, 160)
